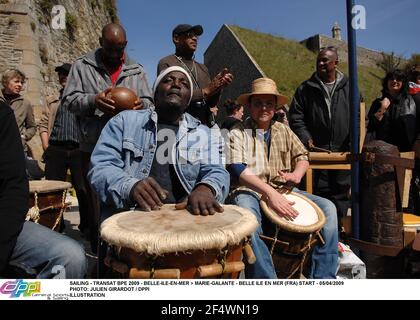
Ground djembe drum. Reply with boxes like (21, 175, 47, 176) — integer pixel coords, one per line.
(27, 180, 72, 231)
(260, 192, 326, 279)
(100, 205, 258, 279)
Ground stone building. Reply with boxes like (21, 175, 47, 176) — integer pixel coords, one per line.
(300, 22, 386, 68)
(204, 24, 265, 122)
(0, 0, 117, 159)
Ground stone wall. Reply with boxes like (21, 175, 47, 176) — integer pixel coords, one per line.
(204, 24, 265, 124)
(0, 0, 117, 160)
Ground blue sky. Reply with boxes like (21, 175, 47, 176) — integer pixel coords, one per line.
(118, 0, 419, 83)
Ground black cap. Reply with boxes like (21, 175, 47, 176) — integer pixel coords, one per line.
(172, 24, 203, 37)
(55, 63, 71, 74)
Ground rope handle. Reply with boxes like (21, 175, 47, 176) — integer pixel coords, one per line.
(26, 191, 40, 223)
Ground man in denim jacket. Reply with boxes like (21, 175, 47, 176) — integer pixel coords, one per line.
(89, 67, 229, 219)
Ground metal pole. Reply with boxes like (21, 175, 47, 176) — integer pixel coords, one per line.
(346, 0, 361, 239)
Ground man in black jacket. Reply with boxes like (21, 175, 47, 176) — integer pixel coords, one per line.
(289, 47, 351, 231)
(0, 101, 86, 278)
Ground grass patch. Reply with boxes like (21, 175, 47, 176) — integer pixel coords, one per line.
(230, 25, 384, 107)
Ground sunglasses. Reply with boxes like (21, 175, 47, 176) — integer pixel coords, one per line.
(179, 31, 199, 39)
(320, 46, 338, 52)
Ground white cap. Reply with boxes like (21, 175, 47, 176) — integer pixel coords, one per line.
(153, 66, 194, 105)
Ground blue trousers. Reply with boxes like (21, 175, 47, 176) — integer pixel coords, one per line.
(230, 189, 338, 279)
(8, 221, 87, 279)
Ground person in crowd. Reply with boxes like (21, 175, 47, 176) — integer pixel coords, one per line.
(158, 24, 233, 127)
(0, 99, 86, 279)
(221, 99, 244, 130)
(289, 47, 352, 232)
(61, 23, 153, 253)
(39, 63, 90, 234)
(1, 69, 36, 152)
(228, 77, 338, 279)
(88, 67, 229, 220)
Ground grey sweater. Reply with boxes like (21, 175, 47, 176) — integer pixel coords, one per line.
(62, 49, 153, 152)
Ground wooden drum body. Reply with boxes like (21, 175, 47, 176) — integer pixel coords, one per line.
(101, 205, 258, 279)
(27, 180, 72, 231)
(260, 192, 326, 279)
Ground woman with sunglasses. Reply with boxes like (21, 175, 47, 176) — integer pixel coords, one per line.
(367, 69, 419, 152)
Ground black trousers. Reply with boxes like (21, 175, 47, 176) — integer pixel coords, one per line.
(80, 151, 100, 254)
(44, 144, 90, 232)
(313, 169, 351, 225)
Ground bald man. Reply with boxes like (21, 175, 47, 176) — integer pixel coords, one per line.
(289, 47, 353, 233)
(62, 23, 153, 253)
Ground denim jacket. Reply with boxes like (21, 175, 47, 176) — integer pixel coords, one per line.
(88, 108, 230, 219)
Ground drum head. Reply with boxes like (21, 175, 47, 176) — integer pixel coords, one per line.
(101, 205, 258, 255)
(29, 180, 72, 193)
(260, 192, 326, 233)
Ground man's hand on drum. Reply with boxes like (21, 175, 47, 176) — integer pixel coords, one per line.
(130, 177, 169, 211)
(264, 189, 299, 221)
(176, 184, 223, 216)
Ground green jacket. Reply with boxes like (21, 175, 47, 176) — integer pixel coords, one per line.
(2, 92, 37, 141)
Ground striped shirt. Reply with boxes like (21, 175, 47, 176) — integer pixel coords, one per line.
(49, 93, 80, 144)
(228, 118, 308, 193)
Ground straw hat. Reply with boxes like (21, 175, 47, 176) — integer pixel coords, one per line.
(237, 78, 288, 107)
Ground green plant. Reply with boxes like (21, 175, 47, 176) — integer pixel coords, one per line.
(104, 0, 118, 23)
(30, 21, 36, 32)
(404, 53, 420, 75)
(65, 13, 78, 39)
(37, 0, 56, 24)
(88, 0, 98, 10)
(230, 25, 384, 107)
(376, 51, 402, 73)
(7, 17, 16, 26)
(38, 0, 55, 14)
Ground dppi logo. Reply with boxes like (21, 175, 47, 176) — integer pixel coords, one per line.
(0, 280, 41, 298)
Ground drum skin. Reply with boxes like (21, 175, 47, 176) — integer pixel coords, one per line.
(260, 192, 326, 279)
(28, 180, 71, 231)
(100, 205, 258, 279)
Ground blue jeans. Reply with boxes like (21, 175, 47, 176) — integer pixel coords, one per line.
(230, 189, 338, 279)
(8, 222, 87, 279)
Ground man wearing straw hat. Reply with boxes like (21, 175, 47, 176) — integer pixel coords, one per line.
(228, 77, 338, 279)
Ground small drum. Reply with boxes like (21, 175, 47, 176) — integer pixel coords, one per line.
(27, 180, 72, 231)
(100, 205, 258, 279)
(260, 191, 326, 279)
